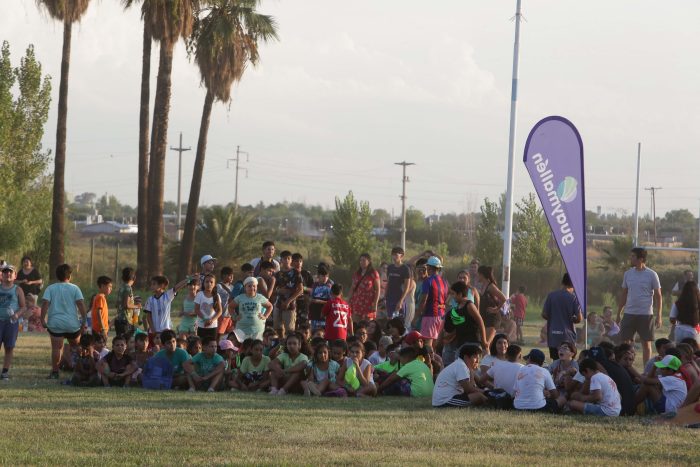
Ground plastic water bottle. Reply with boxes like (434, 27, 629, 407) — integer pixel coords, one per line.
(85, 314, 92, 333)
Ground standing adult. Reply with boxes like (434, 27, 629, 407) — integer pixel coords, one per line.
(41, 264, 86, 380)
(476, 266, 506, 350)
(542, 273, 583, 361)
(251, 240, 281, 276)
(671, 270, 695, 298)
(348, 253, 381, 324)
(385, 247, 412, 320)
(417, 256, 448, 348)
(469, 258, 484, 291)
(0, 264, 26, 380)
(15, 256, 43, 297)
(198, 255, 217, 288)
(669, 281, 700, 345)
(616, 247, 662, 365)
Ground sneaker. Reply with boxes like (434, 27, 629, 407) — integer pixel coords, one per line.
(277, 388, 287, 396)
(0, 372, 9, 381)
(47, 371, 59, 380)
(187, 387, 196, 392)
(269, 387, 278, 395)
(303, 386, 311, 397)
(207, 387, 216, 393)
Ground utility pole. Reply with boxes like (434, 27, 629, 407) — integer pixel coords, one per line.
(170, 132, 190, 241)
(394, 161, 415, 251)
(227, 145, 249, 210)
(645, 186, 662, 245)
(633, 143, 641, 246)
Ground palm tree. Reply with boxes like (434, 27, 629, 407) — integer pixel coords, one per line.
(177, 0, 277, 278)
(194, 205, 256, 266)
(37, 0, 91, 278)
(121, 0, 152, 285)
(142, 0, 195, 277)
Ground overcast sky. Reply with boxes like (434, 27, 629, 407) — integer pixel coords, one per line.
(3, 0, 700, 218)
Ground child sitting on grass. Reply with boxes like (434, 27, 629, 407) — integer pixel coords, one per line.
(643, 338, 675, 376)
(129, 333, 150, 386)
(269, 333, 309, 395)
(302, 342, 339, 396)
(567, 358, 621, 416)
(187, 336, 202, 357)
(231, 339, 270, 392)
(485, 344, 523, 398)
(25, 294, 44, 332)
(432, 344, 487, 407)
(338, 341, 376, 397)
(99, 335, 136, 387)
(184, 337, 226, 392)
(373, 344, 400, 386)
(71, 334, 100, 387)
(154, 330, 192, 389)
(378, 347, 433, 397)
(368, 336, 393, 366)
(635, 355, 687, 414)
(218, 339, 239, 386)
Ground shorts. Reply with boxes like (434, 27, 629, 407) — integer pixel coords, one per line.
(0, 320, 19, 349)
(583, 403, 608, 416)
(197, 327, 217, 341)
(420, 316, 444, 340)
(437, 392, 472, 408)
(482, 310, 501, 329)
(514, 316, 524, 327)
(620, 314, 654, 342)
(217, 317, 233, 335)
(518, 398, 559, 414)
(48, 328, 82, 340)
(273, 307, 296, 333)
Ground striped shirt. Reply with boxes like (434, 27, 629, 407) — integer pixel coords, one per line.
(144, 289, 176, 332)
(421, 275, 448, 318)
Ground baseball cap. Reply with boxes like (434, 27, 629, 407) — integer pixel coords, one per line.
(426, 256, 442, 268)
(403, 330, 427, 345)
(524, 348, 545, 365)
(219, 339, 239, 352)
(654, 355, 681, 371)
(243, 276, 257, 287)
(230, 328, 246, 344)
(1, 264, 16, 272)
(200, 254, 216, 265)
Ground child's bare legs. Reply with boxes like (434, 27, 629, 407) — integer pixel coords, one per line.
(99, 362, 111, 387)
(357, 383, 377, 397)
(172, 374, 188, 389)
(279, 372, 301, 395)
(516, 323, 523, 343)
(469, 391, 489, 406)
(3, 347, 13, 371)
(229, 377, 244, 390)
(635, 383, 662, 406)
(269, 366, 284, 390)
(301, 380, 312, 396)
(208, 372, 223, 391)
(49, 336, 64, 372)
(484, 327, 496, 352)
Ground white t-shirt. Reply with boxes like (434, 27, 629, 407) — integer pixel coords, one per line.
(669, 303, 698, 336)
(368, 351, 385, 366)
(487, 360, 523, 397)
(144, 289, 176, 332)
(513, 364, 556, 410)
(659, 374, 688, 413)
(194, 291, 218, 329)
(621, 267, 660, 316)
(589, 372, 621, 416)
(432, 359, 470, 407)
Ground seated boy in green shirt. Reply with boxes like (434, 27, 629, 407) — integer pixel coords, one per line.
(183, 337, 225, 392)
(377, 347, 434, 397)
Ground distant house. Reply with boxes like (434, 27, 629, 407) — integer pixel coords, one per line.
(79, 221, 137, 236)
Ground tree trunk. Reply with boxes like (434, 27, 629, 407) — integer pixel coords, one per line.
(146, 40, 175, 277)
(178, 89, 214, 279)
(49, 19, 71, 279)
(136, 25, 151, 286)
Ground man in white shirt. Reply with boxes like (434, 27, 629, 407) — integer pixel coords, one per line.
(616, 247, 662, 364)
(567, 358, 621, 416)
(513, 349, 561, 413)
(432, 344, 488, 408)
(486, 344, 523, 397)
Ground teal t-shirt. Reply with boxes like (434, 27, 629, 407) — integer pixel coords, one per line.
(42, 282, 84, 333)
(154, 348, 191, 375)
(179, 297, 197, 332)
(192, 352, 225, 376)
(397, 359, 434, 397)
(233, 293, 268, 340)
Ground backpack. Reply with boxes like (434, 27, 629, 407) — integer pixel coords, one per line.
(141, 356, 174, 390)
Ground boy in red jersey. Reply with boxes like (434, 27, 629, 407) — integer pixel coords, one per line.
(322, 284, 353, 341)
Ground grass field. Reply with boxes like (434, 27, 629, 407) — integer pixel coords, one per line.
(0, 330, 698, 466)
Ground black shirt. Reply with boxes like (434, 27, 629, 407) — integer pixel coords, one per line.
(16, 268, 41, 296)
(444, 301, 480, 345)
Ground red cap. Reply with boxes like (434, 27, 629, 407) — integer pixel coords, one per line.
(403, 330, 426, 345)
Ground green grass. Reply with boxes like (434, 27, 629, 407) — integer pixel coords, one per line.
(0, 334, 698, 466)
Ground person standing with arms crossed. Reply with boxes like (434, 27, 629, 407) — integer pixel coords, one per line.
(617, 247, 662, 365)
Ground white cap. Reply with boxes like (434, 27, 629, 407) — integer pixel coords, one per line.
(200, 254, 216, 265)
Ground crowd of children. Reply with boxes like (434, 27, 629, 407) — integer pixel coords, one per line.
(2, 242, 700, 421)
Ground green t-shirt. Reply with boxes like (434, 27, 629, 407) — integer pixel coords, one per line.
(192, 352, 225, 376)
(179, 297, 197, 332)
(154, 348, 191, 375)
(42, 282, 84, 333)
(396, 359, 434, 397)
(239, 355, 271, 376)
(374, 360, 399, 374)
(116, 283, 133, 320)
(233, 293, 268, 340)
(276, 352, 308, 372)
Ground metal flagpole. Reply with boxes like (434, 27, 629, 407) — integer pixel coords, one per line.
(501, 0, 523, 298)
